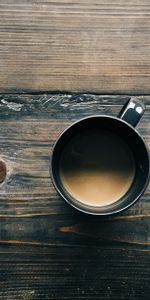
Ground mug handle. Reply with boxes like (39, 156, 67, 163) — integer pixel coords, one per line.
(118, 98, 145, 127)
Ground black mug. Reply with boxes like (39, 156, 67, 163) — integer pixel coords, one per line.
(50, 99, 149, 215)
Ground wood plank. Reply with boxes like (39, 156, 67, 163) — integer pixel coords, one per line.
(0, 1, 150, 93)
(0, 93, 149, 217)
(0, 93, 149, 299)
(0, 248, 149, 300)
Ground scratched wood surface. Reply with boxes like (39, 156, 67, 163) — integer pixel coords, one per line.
(0, 93, 149, 299)
(0, 0, 150, 93)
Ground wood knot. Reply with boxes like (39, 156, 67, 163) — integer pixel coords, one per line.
(0, 160, 7, 183)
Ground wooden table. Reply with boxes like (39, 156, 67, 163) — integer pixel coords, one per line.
(0, 1, 150, 299)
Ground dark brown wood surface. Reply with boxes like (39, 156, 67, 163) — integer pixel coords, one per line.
(0, 93, 149, 299)
(0, 0, 150, 299)
(0, 0, 150, 93)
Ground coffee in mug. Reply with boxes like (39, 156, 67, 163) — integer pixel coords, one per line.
(60, 130, 136, 207)
(51, 99, 149, 215)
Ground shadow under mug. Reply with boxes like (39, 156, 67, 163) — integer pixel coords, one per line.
(50, 99, 149, 215)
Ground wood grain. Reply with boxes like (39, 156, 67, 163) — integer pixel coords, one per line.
(0, 93, 149, 299)
(0, 0, 150, 93)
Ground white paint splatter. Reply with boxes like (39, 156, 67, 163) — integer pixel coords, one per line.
(1, 99, 24, 111)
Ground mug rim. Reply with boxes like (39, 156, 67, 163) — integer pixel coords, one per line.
(50, 115, 150, 215)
